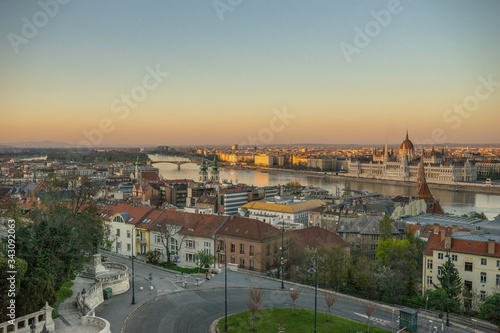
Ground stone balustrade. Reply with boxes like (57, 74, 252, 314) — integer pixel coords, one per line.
(81, 315, 111, 333)
(0, 302, 54, 333)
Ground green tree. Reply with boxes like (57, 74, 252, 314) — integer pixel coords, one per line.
(196, 250, 216, 268)
(477, 293, 500, 325)
(316, 246, 350, 291)
(434, 260, 462, 300)
(378, 215, 393, 242)
(0, 258, 28, 322)
(16, 278, 57, 317)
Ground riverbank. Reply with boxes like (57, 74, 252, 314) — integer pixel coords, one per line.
(229, 166, 500, 195)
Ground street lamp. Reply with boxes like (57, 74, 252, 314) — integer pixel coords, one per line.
(149, 273, 153, 295)
(30, 322, 36, 333)
(131, 228, 139, 305)
(41, 324, 48, 333)
(216, 244, 228, 332)
(281, 219, 285, 289)
(308, 258, 318, 333)
(81, 288, 86, 316)
(445, 249, 451, 327)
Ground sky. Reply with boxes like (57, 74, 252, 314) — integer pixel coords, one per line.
(1, 0, 499, 147)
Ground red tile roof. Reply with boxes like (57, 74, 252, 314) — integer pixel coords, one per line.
(290, 226, 349, 250)
(424, 232, 500, 257)
(216, 216, 282, 242)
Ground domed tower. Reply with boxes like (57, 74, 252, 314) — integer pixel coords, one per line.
(210, 156, 220, 183)
(399, 130, 415, 161)
(199, 157, 208, 182)
(134, 156, 141, 181)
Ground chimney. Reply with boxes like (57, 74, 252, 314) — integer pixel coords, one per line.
(433, 224, 440, 234)
(488, 239, 495, 255)
(451, 225, 458, 233)
(440, 230, 446, 242)
(444, 233, 451, 250)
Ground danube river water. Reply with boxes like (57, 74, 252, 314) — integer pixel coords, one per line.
(149, 155, 500, 220)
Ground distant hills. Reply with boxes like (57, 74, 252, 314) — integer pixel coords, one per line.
(0, 140, 72, 148)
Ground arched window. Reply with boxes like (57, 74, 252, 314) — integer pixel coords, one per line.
(113, 215, 124, 223)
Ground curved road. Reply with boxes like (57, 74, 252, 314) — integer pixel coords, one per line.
(123, 287, 400, 333)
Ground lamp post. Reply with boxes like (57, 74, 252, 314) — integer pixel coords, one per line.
(149, 273, 153, 295)
(41, 325, 48, 333)
(30, 322, 36, 333)
(281, 219, 285, 289)
(445, 249, 451, 327)
(308, 258, 318, 333)
(81, 288, 86, 316)
(216, 244, 228, 332)
(131, 227, 138, 305)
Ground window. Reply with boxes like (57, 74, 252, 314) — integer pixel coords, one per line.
(204, 241, 211, 255)
(427, 259, 433, 270)
(230, 256, 235, 264)
(240, 257, 245, 267)
(249, 259, 254, 270)
(219, 240, 225, 251)
(230, 243, 235, 253)
(465, 262, 473, 272)
(480, 291, 486, 300)
(427, 276, 432, 285)
(185, 253, 194, 262)
(116, 229, 121, 237)
(438, 266, 443, 277)
(170, 237, 178, 253)
(481, 258, 487, 265)
(496, 275, 500, 286)
(266, 244, 270, 255)
(438, 253, 443, 260)
(497, 260, 500, 268)
(185, 240, 195, 249)
(240, 244, 245, 254)
(127, 230, 131, 238)
(249, 245, 255, 256)
(154, 234, 161, 243)
(127, 243, 131, 251)
(481, 272, 487, 283)
(452, 255, 457, 261)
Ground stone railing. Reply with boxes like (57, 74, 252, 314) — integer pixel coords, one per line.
(77, 282, 103, 315)
(81, 314, 111, 333)
(0, 302, 54, 333)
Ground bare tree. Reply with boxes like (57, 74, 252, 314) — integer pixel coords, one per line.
(247, 287, 264, 331)
(325, 292, 338, 322)
(289, 288, 301, 315)
(364, 302, 376, 333)
(156, 223, 186, 266)
(278, 314, 285, 333)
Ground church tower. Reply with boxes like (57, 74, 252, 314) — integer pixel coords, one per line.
(134, 156, 141, 181)
(211, 156, 220, 183)
(416, 156, 444, 214)
(199, 157, 208, 182)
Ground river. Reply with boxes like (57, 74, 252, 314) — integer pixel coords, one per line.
(149, 154, 500, 220)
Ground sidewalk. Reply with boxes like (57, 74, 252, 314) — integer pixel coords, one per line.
(53, 276, 95, 330)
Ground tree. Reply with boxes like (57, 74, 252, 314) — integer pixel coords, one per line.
(289, 288, 301, 315)
(155, 223, 186, 265)
(434, 260, 462, 300)
(477, 293, 500, 325)
(325, 292, 338, 322)
(247, 287, 264, 331)
(196, 250, 215, 268)
(16, 278, 57, 317)
(316, 246, 350, 291)
(0, 258, 28, 322)
(145, 250, 162, 265)
(379, 215, 393, 242)
(365, 302, 376, 333)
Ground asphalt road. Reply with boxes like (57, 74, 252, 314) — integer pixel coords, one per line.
(122, 287, 402, 333)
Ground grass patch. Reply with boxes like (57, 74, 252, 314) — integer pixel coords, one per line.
(218, 308, 391, 333)
(52, 281, 74, 318)
(159, 263, 208, 274)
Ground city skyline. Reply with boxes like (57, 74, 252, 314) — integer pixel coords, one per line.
(1, 0, 500, 146)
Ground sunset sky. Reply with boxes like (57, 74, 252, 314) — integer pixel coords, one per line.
(1, 0, 499, 146)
